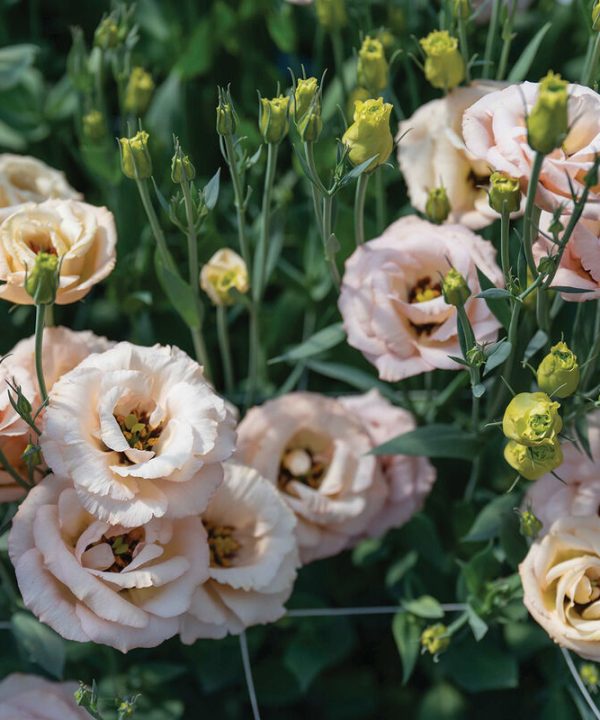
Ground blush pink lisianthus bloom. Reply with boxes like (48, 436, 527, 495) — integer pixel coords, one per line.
(180, 463, 299, 641)
(338, 216, 503, 382)
(398, 81, 524, 229)
(339, 390, 436, 536)
(463, 82, 600, 219)
(0, 327, 113, 501)
(0, 154, 81, 211)
(8, 474, 209, 653)
(236, 392, 386, 564)
(39, 342, 237, 527)
(0, 674, 89, 720)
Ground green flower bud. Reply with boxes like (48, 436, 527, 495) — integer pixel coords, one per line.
(517, 508, 543, 539)
(420, 30, 465, 91)
(425, 186, 451, 224)
(124, 67, 155, 116)
(488, 172, 521, 214)
(294, 77, 319, 123)
(581, 663, 600, 691)
(527, 71, 569, 155)
(346, 86, 370, 122)
(536, 341, 580, 399)
(216, 100, 236, 136)
(23, 443, 42, 467)
(504, 438, 563, 480)
(502, 392, 562, 447)
(593, 1, 600, 32)
(298, 111, 323, 143)
(118, 131, 152, 180)
(259, 95, 290, 144)
(421, 624, 450, 656)
(357, 36, 389, 95)
(82, 110, 107, 143)
(200, 249, 249, 306)
(441, 268, 470, 307)
(453, 0, 471, 20)
(67, 27, 93, 94)
(94, 16, 120, 50)
(25, 252, 59, 305)
(315, 0, 347, 30)
(342, 97, 394, 172)
(171, 153, 196, 184)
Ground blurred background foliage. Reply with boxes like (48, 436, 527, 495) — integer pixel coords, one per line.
(0, 0, 598, 718)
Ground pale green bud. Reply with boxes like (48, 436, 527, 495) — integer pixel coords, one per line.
(124, 67, 155, 116)
(536, 341, 579, 399)
(441, 268, 470, 307)
(420, 30, 465, 91)
(25, 252, 59, 305)
(488, 172, 521, 214)
(357, 36, 389, 95)
(425, 186, 451, 224)
(259, 96, 290, 144)
(118, 131, 152, 180)
(527, 72, 569, 155)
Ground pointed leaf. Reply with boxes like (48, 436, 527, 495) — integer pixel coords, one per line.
(507, 22, 552, 82)
(372, 424, 479, 460)
(269, 323, 345, 364)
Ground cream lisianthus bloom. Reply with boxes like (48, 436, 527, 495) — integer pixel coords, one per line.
(339, 390, 436, 536)
(0, 199, 117, 305)
(8, 475, 209, 653)
(180, 463, 299, 641)
(397, 82, 522, 229)
(40, 342, 237, 527)
(0, 327, 113, 501)
(0, 154, 80, 211)
(200, 248, 249, 306)
(0, 674, 89, 719)
(237, 392, 386, 564)
(520, 515, 600, 660)
(338, 216, 503, 381)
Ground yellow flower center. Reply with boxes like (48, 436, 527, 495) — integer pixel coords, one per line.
(86, 527, 145, 574)
(115, 410, 163, 452)
(408, 276, 442, 304)
(204, 521, 241, 568)
(279, 446, 327, 491)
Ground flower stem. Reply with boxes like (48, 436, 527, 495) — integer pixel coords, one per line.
(253, 142, 279, 302)
(135, 179, 176, 273)
(330, 28, 348, 101)
(239, 632, 261, 720)
(457, 12, 471, 83)
(354, 173, 370, 246)
(496, 0, 517, 81)
(582, 32, 600, 87)
(0, 446, 30, 491)
(482, 0, 501, 79)
(223, 133, 251, 268)
(322, 194, 341, 287)
(500, 205, 511, 290)
(582, 302, 600, 391)
(522, 152, 544, 277)
(374, 166, 386, 233)
(216, 305, 234, 396)
(561, 648, 600, 720)
(34, 304, 48, 404)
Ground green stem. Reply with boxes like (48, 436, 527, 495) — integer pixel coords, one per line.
(522, 152, 544, 277)
(217, 305, 234, 396)
(253, 142, 279, 302)
(223, 133, 251, 268)
(482, 0, 501, 79)
(582, 32, 600, 87)
(354, 173, 370, 246)
(0, 446, 30, 491)
(500, 205, 511, 290)
(374, 167, 386, 233)
(582, 303, 600, 391)
(330, 28, 348, 100)
(247, 302, 261, 407)
(304, 141, 325, 228)
(34, 304, 48, 404)
(496, 0, 517, 81)
(135, 179, 176, 273)
(322, 194, 341, 288)
(457, 13, 471, 83)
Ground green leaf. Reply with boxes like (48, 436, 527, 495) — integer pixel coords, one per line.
(402, 595, 444, 619)
(417, 683, 467, 720)
(352, 536, 390, 566)
(11, 612, 65, 679)
(507, 22, 552, 82)
(392, 612, 422, 685)
(476, 288, 512, 300)
(0, 45, 38, 91)
(523, 329, 548, 363)
(372, 424, 479, 460)
(440, 635, 518, 692)
(306, 360, 399, 401)
(175, 21, 214, 78)
(483, 340, 512, 376)
(154, 248, 201, 330)
(267, 5, 297, 53)
(459, 543, 502, 598)
(463, 493, 518, 542)
(386, 550, 419, 589)
(476, 268, 511, 329)
(466, 605, 489, 641)
(269, 323, 345, 364)
(551, 285, 594, 294)
(203, 168, 220, 211)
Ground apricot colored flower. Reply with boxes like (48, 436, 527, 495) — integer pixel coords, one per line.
(0, 673, 89, 719)
(0, 154, 80, 211)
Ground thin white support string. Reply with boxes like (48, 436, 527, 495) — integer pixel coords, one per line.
(239, 630, 261, 720)
(561, 647, 600, 720)
(286, 603, 467, 618)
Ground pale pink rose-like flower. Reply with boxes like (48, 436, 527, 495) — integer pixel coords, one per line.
(338, 216, 503, 382)
(398, 82, 524, 230)
(0, 673, 88, 720)
(0, 327, 113, 502)
(526, 412, 600, 531)
(237, 392, 386, 564)
(463, 82, 600, 219)
(39, 342, 237, 527)
(8, 474, 209, 653)
(520, 515, 600, 661)
(0, 154, 81, 211)
(0, 199, 117, 305)
(180, 463, 299, 641)
(339, 390, 437, 536)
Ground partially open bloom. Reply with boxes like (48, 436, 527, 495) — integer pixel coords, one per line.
(180, 463, 298, 641)
(504, 438, 563, 480)
(489, 172, 521, 215)
(0, 199, 117, 305)
(520, 515, 600, 660)
(441, 268, 471, 307)
(502, 392, 562, 447)
(357, 36, 388, 95)
(200, 248, 249, 306)
(339, 390, 436, 536)
(237, 392, 386, 563)
(397, 82, 520, 230)
(537, 341, 579, 398)
(40, 342, 237, 527)
(294, 77, 319, 124)
(259, 96, 290, 144)
(8, 475, 209, 652)
(0, 327, 113, 501)
(118, 130, 152, 180)
(0, 674, 89, 719)
(419, 31, 465, 91)
(339, 216, 502, 381)
(342, 98, 393, 172)
(124, 67, 154, 115)
(0, 154, 81, 212)
(463, 82, 600, 219)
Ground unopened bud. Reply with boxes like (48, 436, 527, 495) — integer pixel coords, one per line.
(537, 341, 579, 399)
(502, 392, 562, 447)
(82, 110, 107, 143)
(581, 663, 600, 691)
(118, 131, 152, 180)
(453, 0, 471, 19)
(421, 624, 450, 656)
(298, 111, 323, 142)
(25, 252, 59, 305)
(294, 77, 319, 124)
(200, 249, 249, 306)
(593, 1, 600, 31)
(357, 36, 389, 95)
(23, 443, 42, 467)
(527, 71, 568, 155)
(216, 97, 236, 136)
(124, 67, 154, 116)
(425, 186, 451, 224)
(504, 438, 563, 480)
(94, 16, 120, 50)
(342, 97, 394, 172)
(259, 96, 290, 144)
(419, 30, 465, 91)
(488, 172, 521, 214)
(315, 0, 347, 30)
(171, 153, 196, 184)
(517, 508, 543, 539)
(441, 268, 470, 307)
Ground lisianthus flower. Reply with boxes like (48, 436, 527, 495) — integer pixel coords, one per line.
(0, 154, 80, 212)
(463, 82, 600, 219)
(520, 515, 600, 660)
(8, 474, 209, 653)
(237, 392, 386, 563)
(398, 82, 524, 229)
(0, 327, 113, 501)
(180, 463, 298, 641)
(40, 342, 237, 527)
(0, 673, 89, 719)
(0, 199, 117, 305)
(338, 215, 503, 381)
(339, 390, 436, 536)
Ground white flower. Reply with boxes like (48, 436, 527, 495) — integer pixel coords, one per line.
(0, 673, 89, 719)
(180, 463, 299, 641)
(0, 154, 80, 212)
(40, 342, 237, 527)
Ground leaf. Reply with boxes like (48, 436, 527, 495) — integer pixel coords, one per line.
(392, 612, 422, 685)
(440, 635, 518, 692)
(551, 285, 595, 294)
(269, 323, 345, 364)
(386, 550, 419, 589)
(306, 360, 399, 401)
(372, 424, 479, 460)
(476, 288, 513, 300)
(154, 249, 201, 330)
(267, 4, 297, 53)
(484, 340, 512, 376)
(175, 20, 214, 78)
(11, 612, 65, 678)
(507, 22, 552, 82)
(472, 383, 486, 398)
(352, 536, 390, 566)
(466, 606, 489, 641)
(0, 45, 38, 91)
(459, 543, 501, 598)
(476, 268, 511, 329)
(463, 493, 518, 542)
(417, 683, 467, 720)
(523, 329, 548, 363)
(402, 595, 444, 619)
(203, 168, 220, 211)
